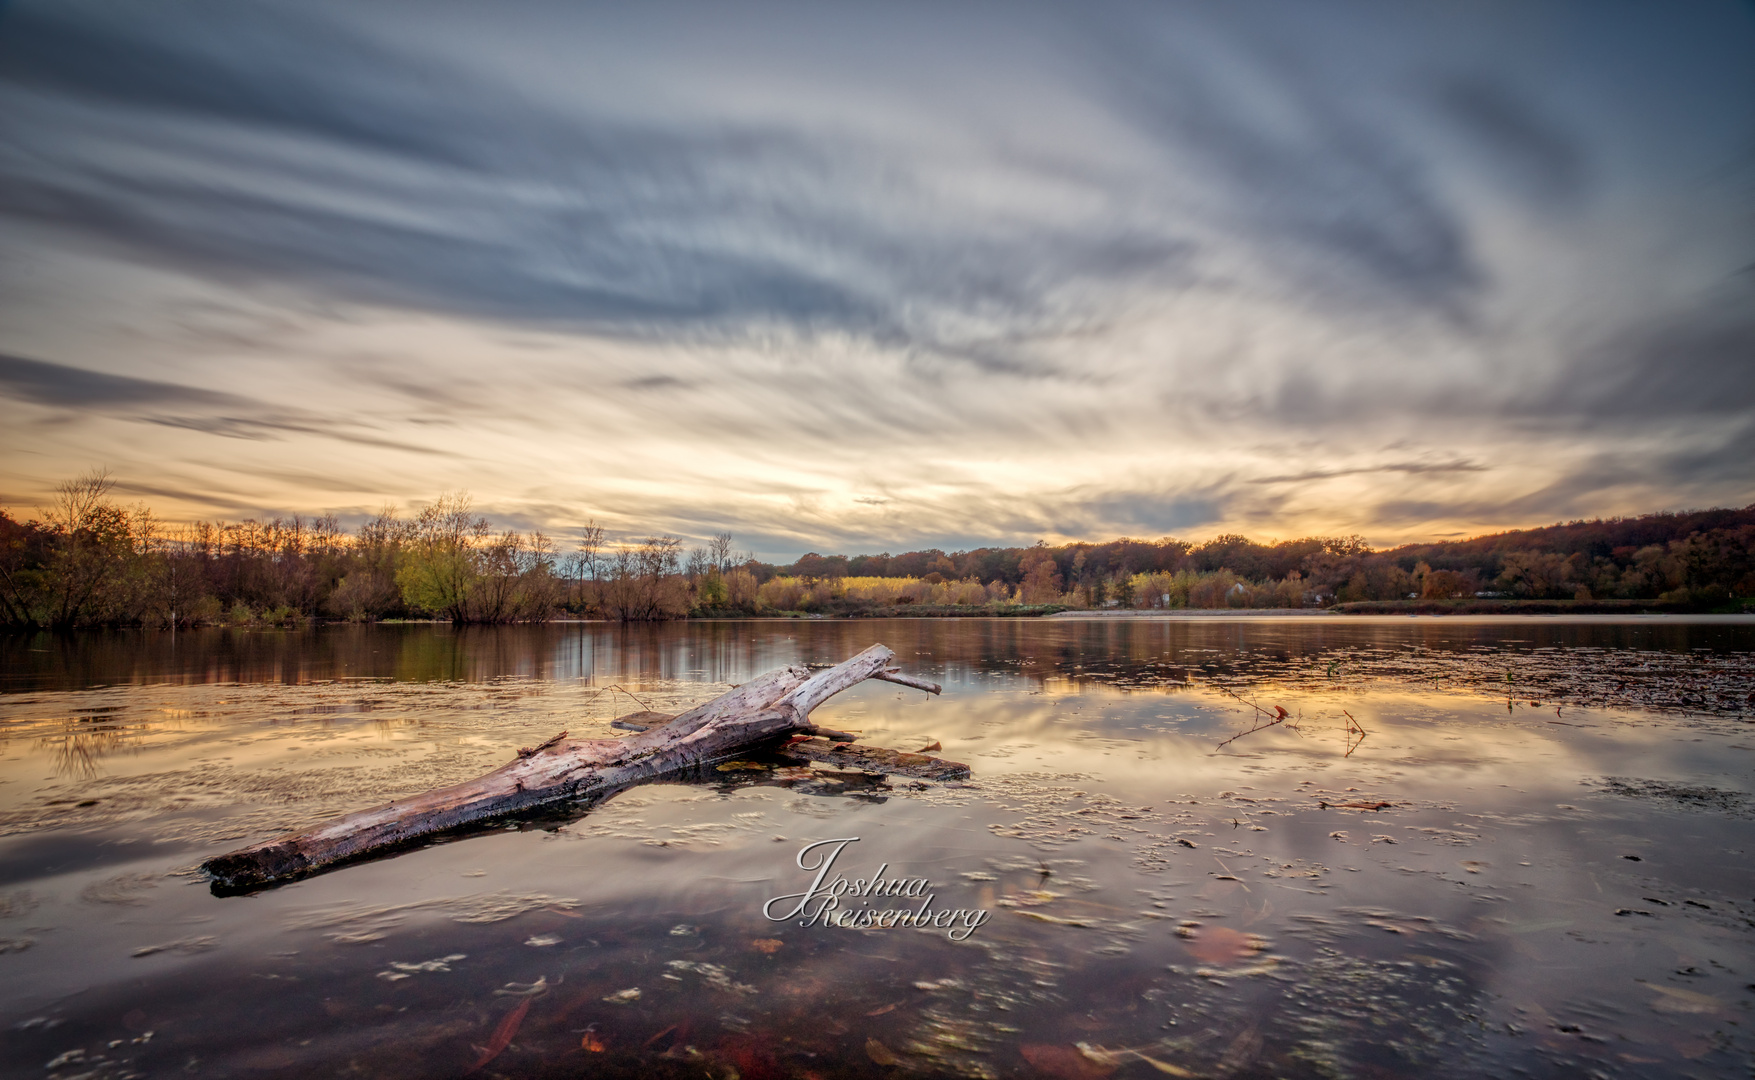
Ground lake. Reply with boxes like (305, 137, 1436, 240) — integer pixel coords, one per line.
(1, 617, 1752, 1079)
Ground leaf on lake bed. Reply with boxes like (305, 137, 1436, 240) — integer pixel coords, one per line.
(865, 1037, 901, 1065)
(468, 996, 530, 1073)
(1180, 926, 1267, 965)
(495, 976, 550, 997)
(1645, 984, 1722, 1014)
(1075, 1043, 1195, 1077)
(1019, 1043, 1116, 1079)
(131, 936, 216, 958)
(580, 1032, 607, 1052)
(379, 953, 465, 979)
(1014, 910, 1094, 927)
(749, 938, 784, 953)
(80, 872, 160, 906)
(0, 890, 40, 919)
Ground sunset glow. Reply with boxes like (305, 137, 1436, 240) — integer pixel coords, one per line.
(2, 2, 1750, 555)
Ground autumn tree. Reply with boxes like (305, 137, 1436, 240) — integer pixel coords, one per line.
(1018, 544, 1062, 604)
(35, 470, 141, 630)
(396, 493, 491, 624)
(603, 536, 691, 620)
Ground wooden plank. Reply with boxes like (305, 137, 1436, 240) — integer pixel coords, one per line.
(777, 736, 970, 781)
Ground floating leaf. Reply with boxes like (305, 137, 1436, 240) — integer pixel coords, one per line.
(603, 987, 641, 1004)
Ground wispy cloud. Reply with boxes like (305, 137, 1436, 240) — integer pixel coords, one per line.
(0, 0, 1750, 551)
(0, 353, 245, 410)
(1, 353, 452, 457)
(1252, 460, 1490, 485)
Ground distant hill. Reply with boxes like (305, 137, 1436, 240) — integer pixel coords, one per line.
(1389, 507, 1755, 571)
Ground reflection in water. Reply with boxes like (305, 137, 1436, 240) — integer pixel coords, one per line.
(38, 718, 130, 780)
(0, 618, 1750, 1079)
(3, 616, 1753, 693)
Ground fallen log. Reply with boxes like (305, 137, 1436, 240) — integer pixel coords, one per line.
(202, 643, 949, 890)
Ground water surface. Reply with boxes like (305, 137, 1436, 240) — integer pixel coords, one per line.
(1, 618, 1752, 1079)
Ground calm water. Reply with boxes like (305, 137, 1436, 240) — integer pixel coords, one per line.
(1, 617, 1752, 1079)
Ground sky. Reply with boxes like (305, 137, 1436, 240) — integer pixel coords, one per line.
(0, 0, 1751, 559)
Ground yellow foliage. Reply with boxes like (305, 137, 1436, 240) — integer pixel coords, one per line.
(753, 575, 994, 611)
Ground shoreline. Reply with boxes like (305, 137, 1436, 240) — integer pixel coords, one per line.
(1043, 610, 1755, 623)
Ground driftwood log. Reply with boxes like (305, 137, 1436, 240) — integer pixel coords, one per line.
(203, 643, 961, 890)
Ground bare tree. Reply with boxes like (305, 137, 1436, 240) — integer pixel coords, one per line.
(603, 535, 688, 620)
(686, 546, 710, 582)
(575, 520, 606, 581)
(710, 532, 734, 572)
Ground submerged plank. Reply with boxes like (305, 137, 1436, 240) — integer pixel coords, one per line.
(778, 736, 970, 781)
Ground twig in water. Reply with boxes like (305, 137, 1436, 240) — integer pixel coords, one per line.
(1341, 710, 1368, 758)
(1212, 857, 1250, 892)
(584, 683, 653, 718)
(1212, 683, 1294, 750)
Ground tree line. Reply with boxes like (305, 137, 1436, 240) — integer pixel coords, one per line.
(2, 471, 1750, 630)
(761, 507, 1754, 612)
(0, 476, 692, 630)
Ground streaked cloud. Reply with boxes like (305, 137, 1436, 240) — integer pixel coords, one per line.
(0, 0, 1750, 553)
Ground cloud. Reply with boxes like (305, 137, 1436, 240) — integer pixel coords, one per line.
(0, 0, 1749, 550)
(1093, 14, 1483, 317)
(0, 0, 1494, 354)
(0, 352, 245, 410)
(0, 352, 450, 456)
(1562, 280, 1755, 420)
(1251, 460, 1489, 484)
(0, 2, 1196, 351)
(1431, 77, 1590, 205)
